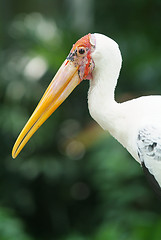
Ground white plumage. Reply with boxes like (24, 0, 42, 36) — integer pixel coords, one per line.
(88, 33, 161, 188)
(12, 33, 161, 191)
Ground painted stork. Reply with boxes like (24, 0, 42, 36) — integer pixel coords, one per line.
(12, 33, 161, 191)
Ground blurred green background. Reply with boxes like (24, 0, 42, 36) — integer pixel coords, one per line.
(1, 0, 161, 239)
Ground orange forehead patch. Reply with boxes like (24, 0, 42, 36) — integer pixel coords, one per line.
(71, 33, 91, 51)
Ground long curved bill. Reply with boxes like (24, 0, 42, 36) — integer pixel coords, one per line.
(12, 59, 80, 158)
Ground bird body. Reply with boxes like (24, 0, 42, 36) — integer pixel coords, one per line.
(87, 34, 161, 189)
(90, 87, 161, 188)
(12, 33, 161, 191)
(89, 91, 161, 162)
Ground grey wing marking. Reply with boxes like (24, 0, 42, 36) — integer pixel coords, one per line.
(137, 126, 161, 162)
(137, 126, 161, 195)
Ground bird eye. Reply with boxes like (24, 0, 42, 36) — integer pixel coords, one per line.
(78, 47, 86, 55)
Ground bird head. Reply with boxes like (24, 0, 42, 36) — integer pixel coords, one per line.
(67, 33, 96, 80)
(12, 33, 96, 158)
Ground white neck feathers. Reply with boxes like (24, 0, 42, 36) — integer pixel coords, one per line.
(88, 33, 122, 132)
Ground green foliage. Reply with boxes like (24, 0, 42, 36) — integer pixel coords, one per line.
(0, 208, 32, 240)
(1, 0, 161, 239)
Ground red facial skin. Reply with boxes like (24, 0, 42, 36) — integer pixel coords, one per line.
(66, 33, 95, 81)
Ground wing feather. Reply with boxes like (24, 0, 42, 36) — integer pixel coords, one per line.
(137, 126, 161, 189)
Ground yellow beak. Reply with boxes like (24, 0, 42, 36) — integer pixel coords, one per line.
(12, 59, 80, 158)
